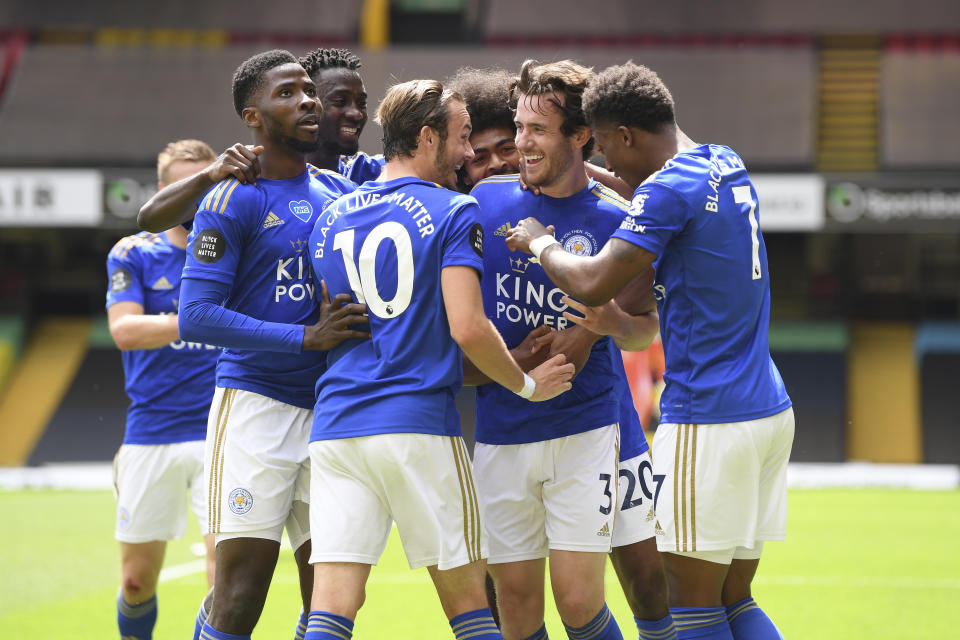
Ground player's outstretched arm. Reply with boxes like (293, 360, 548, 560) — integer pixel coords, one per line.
(179, 276, 305, 353)
(137, 144, 263, 232)
(302, 281, 371, 351)
(506, 218, 656, 307)
(462, 325, 555, 386)
(442, 265, 574, 401)
(107, 301, 179, 350)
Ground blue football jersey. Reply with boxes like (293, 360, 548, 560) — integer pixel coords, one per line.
(106, 232, 220, 445)
(182, 169, 355, 409)
(338, 152, 385, 185)
(309, 176, 484, 440)
(611, 144, 791, 424)
(471, 175, 649, 459)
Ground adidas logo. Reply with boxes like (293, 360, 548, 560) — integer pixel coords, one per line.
(655, 520, 665, 536)
(263, 212, 285, 229)
(151, 276, 173, 290)
(646, 507, 655, 522)
(493, 222, 511, 237)
(597, 522, 611, 537)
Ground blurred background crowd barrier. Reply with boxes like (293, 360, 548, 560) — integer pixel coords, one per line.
(0, 0, 958, 468)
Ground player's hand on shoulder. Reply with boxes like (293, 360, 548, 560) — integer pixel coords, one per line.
(206, 143, 263, 185)
(517, 172, 542, 196)
(302, 281, 371, 351)
(505, 218, 554, 254)
(527, 353, 575, 402)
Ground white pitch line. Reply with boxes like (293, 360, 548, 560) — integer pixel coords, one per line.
(159, 559, 207, 583)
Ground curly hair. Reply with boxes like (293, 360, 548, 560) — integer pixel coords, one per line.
(375, 79, 463, 161)
(509, 59, 594, 158)
(231, 49, 299, 117)
(582, 62, 675, 133)
(298, 48, 362, 80)
(445, 67, 515, 135)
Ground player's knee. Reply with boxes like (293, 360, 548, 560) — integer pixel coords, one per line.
(554, 587, 603, 627)
(120, 573, 157, 602)
(212, 580, 270, 626)
(625, 566, 669, 618)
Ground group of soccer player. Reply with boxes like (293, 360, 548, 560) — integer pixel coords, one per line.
(105, 45, 794, 640)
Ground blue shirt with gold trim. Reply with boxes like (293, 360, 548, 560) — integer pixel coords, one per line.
(182, 169, 354, 408)
(338, 152, 384, 185)
(471, 175, 649, 458)
(610, 144, 791, 424)
(309, 176, 483, 440)
(106, 232, 219, 445)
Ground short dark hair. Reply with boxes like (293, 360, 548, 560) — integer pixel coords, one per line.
(298, 48, 362, 80)
(231, 49, 299, 117)
(582, 62, 675, 133)
(509, 59, 594, 158)
(375, 79, 463, 161)
(446, 67, 515, 136)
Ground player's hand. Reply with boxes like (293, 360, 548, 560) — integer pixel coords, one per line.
(302, 281, 371, 351)
(561, 296, 625, 338)
(526, 353, 575, 402)
(205, 143, 263, 185)
(517, 171, 542, 196)
(546, 324, 599, 376)
(509, 325, 556, 370)
(505, 218, 554, 254)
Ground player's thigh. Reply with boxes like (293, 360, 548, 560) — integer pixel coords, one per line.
(380, 434, 486, 571)
(474, 440, 548, 564)
(542, 424, 619, 553)
(206, 387, 312, 543)
(755, 408, 795, 541)
(308, 438, 393, 566)
(611, 449, 660, 548)
(114, 442, 195, 543)
(653, 419, 782, 554)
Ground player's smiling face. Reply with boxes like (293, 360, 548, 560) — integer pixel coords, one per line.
(431, 99, 474, 190)
(514, 92, 580, 190)
(315, 68, 368, 155)
(462, 126, 519, 187)
(255, 63, 320, 153)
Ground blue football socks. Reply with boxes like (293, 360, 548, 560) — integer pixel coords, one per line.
(563, 604, 624, 640)
(725, 598, 783, 640)
(670, 607, 733, 639)
(303, 610, 355, 640)
(635, 613, 678, 640)
(117, 592, 158, 640)
(450, 608, 503, 639)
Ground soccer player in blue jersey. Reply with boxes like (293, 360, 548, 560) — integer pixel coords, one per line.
(176, 50, 369, 640)
(137, 48, 380, 233)
(106, 139, 221, 640)
(298, 48, 384, 184)
(507, 62, 794, 640)
(467, 59, 674, 640)
(302, 79, 575, 640)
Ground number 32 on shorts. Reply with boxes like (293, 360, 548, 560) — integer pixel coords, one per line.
(599, 459, 665, 515)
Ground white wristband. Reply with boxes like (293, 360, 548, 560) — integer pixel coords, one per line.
(517, 373, 536, 399)
(529, 235, 560, 261)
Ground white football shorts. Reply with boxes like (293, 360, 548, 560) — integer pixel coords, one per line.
(308, 434, 486, 571)
(473, 424, 620, 564)
(113, 440, 206, 543)
(205, 387, 312, 548)
(611, 449, 659, 548)
(652, 407, 795, 561)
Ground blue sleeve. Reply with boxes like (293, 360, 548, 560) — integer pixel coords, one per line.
(611, 183, 689, 258)
(179, 276, 305, 353)
(106, 244, 144, 309)
(442, 201, 485, 276)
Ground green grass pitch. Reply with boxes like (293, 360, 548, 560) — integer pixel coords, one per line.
(1, 488, 958, 638)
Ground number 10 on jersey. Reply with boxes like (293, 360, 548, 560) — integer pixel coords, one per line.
(333, 222, 415, 319)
